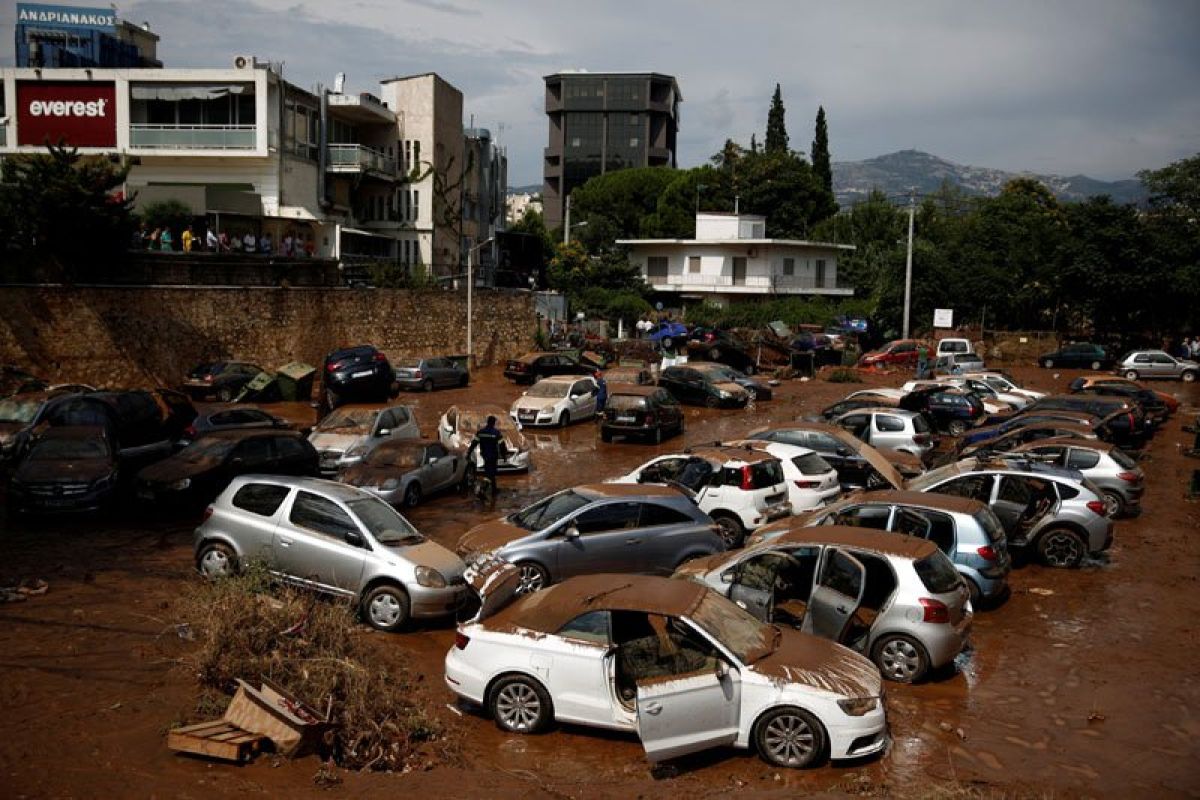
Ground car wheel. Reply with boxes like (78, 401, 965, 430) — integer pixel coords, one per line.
(1090, 360, 1102, 371)
(515, 562, 550, 594)
(705, 395, 720, 409)
(196, 541, 237, 578)
(1041, 359, 1054, 369)
(559, 411, 570, 428)
(361, 584, 410, 632)
(1037, 527, 1085, 568)
(217, 386, 234, 402)
(459, 374, 469, 387)
(1183, 370, 1197, 384)
(1101, 490, 1125, 518)
(422, 379, 434, 392)
(873, 634, 930, 683)
(754, 706, 826, 769)
(489, 675, 553, 734)
(947, 420, 968, 436)
(403, 482, 422, 508)
(1124, 370, 1139, 381)
(712, 513, 745, 549)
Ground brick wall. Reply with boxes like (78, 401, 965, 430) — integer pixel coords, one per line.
(0, 287, 537, 389)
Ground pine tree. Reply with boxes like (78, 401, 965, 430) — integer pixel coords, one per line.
(749, 133, 758, 154)
(812, 105, 833, 195)
(765, 84, 788, 154)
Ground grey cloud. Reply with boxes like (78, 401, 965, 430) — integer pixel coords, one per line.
(403, 0, 481, 17)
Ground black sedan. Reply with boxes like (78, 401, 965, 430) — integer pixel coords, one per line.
(687, 362, 773, 401)
(503, 352, 593, 384)
(182, 361, 264, 402)
(323, 345, 397, 408)
(8, 426, 119, 513)
(657, 366, 749, 408)
(1037, 342, 1113, 370)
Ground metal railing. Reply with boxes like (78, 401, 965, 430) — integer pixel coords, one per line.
(647, 272, 844, 291)
(327, 144, 397, 175)
(129, 124, 256, 149)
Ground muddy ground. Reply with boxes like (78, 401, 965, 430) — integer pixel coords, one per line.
(1, 365, 1198, 799)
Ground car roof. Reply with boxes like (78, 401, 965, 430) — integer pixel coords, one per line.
(724, 438, 815, 457)
(516, 351, 561, 362)
(770, 524, 938, 559)
(830, 490, 984, 516)
(33, 425, 108, 440)
(535, 375, 591, 385)
(1012, 436, 1115, 452)
(228, 474, 366, 500)
(836, 407, 919, 419)
(998, 421, 1094, 436)
(483, 573, 707, 635)
(608, 384, 659, 396)
(328, 345, 378, 359)
(204, 428, 301, 441)
(578, 483, 685, 499)
(685, 444, 779, 464)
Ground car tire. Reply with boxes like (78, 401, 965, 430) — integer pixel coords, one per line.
(559, 411, 570, 428)
(403, 482, 422, 508)
(1124, 370, 1139, 381)
(712, 513, 745, 549)
(705, 395, 720, 409)
(1090, 360, 1102, 371)
(422, 379, 434, 392)
(514, 561, 550, 594)
(1183, 370, 1197, 384)
(1101, 490, 1125, 518)
(459, 374, 469, 387)
(947, 420, 968, 436)
(753, 706, 826, 769)
(872, 634, 930, 683)
(196, 541, 237, 578)
(488, 675, 554, 734)
(217, 386, 234, 402)
(361, 584, 410, 632)
(1036, 527, 1086, 568)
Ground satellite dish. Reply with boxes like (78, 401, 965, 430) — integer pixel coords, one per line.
(655, 302, 664, 311)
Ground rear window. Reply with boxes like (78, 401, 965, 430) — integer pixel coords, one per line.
(232, 483, 290, 517)
(793, 453, 833, 475)
(975, 509, 1006, 544)
(914, 552, 962, 594)
(1110, 448, 1137, 469)
(726, 460, 784, 489)
(912, 415, 931, 433)
(608, 394, 648, 410)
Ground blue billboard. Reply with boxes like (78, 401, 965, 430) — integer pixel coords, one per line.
(16, 4, 117, 30)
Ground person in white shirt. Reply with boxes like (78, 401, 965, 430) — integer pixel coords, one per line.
(206, 228, 218, 251)
(243, 232, 256, 252)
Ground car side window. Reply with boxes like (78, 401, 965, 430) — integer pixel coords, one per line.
(289, 491, 359, 542)
(833, 505, 891, 530)
(939, 474, 993, 502)
(234, 437, 273, 466)
(1152, 354, 1174, 365)
(819, 549, 863, 597)
(274, 437, 307, 459)
(876, 414, 906, 433)
(997, 476, 1032, 504)
(231, 483, 290, 517)
(637, 503, 693, 527)
(572, 501, 642, 535)
(920, 510, 956, 553)
(557, 610, 611, 645)
(1028, 445, 1066, 464)
(1066, 449, 1100, 470)
(1134, 354, 1151, 363)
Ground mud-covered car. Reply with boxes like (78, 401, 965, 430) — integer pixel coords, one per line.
(180, 406, 292, 446)
(503, 352, 593, 384)
(509, 376, 599, 428)
(439, 404, 531, 472)
(308, 404, 420, 475)
(747, 422, 920, 490)
(599, 385, 685, 444)
(337, 438, 470, 507)
(676, 525, 972, 683)
(7, 426, 119, 513)
(831, 408, 936, 460)
(602, 365, 654, 386)
(689, 362, 773, 401)
(181, 361, 264, 402)
(958, 421, 1097, 459)
(446, 570, 887, 768)
(1010, 437, 1145, 517)
(194, 476, 469, 631)
(686, 329, 758, 373)
(658, 365, 749, 408)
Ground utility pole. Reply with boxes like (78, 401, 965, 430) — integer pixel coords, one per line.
(902, 188, 915, 339)
(563, 193, 571, 245)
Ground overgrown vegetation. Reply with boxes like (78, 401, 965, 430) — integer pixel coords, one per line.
(138, 198, 193, 234)
(826, 367, 864, 383)
(176, 569, 444, 772)
(685, 296, 874, 330)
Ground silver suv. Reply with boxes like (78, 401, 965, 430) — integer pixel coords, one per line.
(831, 407, 935, 460)
(1010, 438, 1145, 517)
(676, 525, 972, 683)
(194, 476, 469, 631)
(905, 457, 1113, 568)
(1116, 350, 1199, 383)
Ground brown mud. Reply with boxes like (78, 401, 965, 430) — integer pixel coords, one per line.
(1, 366, 1198, 797)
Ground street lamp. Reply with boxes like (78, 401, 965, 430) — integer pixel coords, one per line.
(466, 236, 494, 368)
(562, 193, 589, 244)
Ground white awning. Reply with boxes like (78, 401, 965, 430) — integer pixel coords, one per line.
(340, 227, 394, 239)
(131, 83, 253, 101)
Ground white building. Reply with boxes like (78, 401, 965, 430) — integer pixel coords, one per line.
(506, 192, 542, 224)
(618, 212, 855, 307)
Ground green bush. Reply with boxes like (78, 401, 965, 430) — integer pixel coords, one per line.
(684, 296, 874, 330)
(826, 367, 863, 383)
(138, 198, 194, 233)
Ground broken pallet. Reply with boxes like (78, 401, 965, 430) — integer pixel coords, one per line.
(167, 719, 267, 763)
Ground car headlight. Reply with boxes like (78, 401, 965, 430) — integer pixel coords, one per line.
(381, 478, 400, 491)
(343, 445, 366, 459)
(414, 566, 447, 588)
(168, 478, 191, 491)
(717, 389, 732, 399)
(838, 696, 879, 716)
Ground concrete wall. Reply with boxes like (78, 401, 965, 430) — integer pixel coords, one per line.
(0, 287, 537, 389)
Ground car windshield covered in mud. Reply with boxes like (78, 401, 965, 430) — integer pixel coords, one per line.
(315, 407, 376, 433)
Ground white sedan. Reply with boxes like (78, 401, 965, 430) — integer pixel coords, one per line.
(439, 404, 531, 472)
(725, 439, 842, 512)
(509, 375, 599, 427)
(445, 569, 887, 769)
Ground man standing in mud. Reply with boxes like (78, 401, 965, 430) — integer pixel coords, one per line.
(467, 415, 503, 503)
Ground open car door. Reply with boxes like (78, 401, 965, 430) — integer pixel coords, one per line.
(463, 556, 521, 622)
(804, 548, 866, 643)
(728, 551, 799, 622)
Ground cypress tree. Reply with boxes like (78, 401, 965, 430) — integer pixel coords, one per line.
(749, 133, 758, 154)
(812, 105, 833, 194)
(765, 84, 788, 154)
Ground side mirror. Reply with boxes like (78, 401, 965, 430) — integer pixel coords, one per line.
(836, 446, 851, 456)
(720, 569, 735, 584)
(564, 525, 580, 540)
(377, 428, 391, 438)
(715, 660, 730, 679)
(344, 530, 364, 548)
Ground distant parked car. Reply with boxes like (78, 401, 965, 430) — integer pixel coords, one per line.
(818, 394, 898, 421)
(503, 352, 593, 384)
(338, 438, 470, 507)
(194, 475, 470, 631)
(932, 352, 986, 375)
(8, 426, 119, 514)
(455, 484, 724, 593)
(180, 406, 292, 446)
(934, 338, 973, 357)
(439, 404, 531, 472)
(859, 339, 923, 368)
(137, 429, 319, 506)
(182, 361, 264, 402)
(308, 404, 420, 475)
(898, 386, 990, 435)
(1115, 350, 1198, 383)
(1067, 375, 1178, 414)
(602, 365, 654, 386)
(961, 371, 1046, 403)
(1010, 437, 1145, 517)
(958, 421, 1098, 459)
(1038, 342, 1112, 371)
(646, 320, 689, 348)
(394, 357, 470, 392)
(1025, 395, 1147, 448)
(322, 345, 397, 408)
(687, 329, 758, 373)
(509, 376, 599, 428)
(688, 362, 773, 400)
(658, 365, 749, 408)
(599, 384, 685, 444)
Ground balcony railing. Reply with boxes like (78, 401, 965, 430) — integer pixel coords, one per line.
(129, 124, 256, 150)
(327, 144, 396, 176)
(648, 272, 847, 291)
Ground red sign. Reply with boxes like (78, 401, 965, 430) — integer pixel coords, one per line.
(17, 81, 117, 148)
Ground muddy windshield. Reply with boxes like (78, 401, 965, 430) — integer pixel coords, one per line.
(510, 489, 591, 531)
(29, 438, 110, 461)
(688, 592, 776, 664)
(316, 407, 375, 433)
(526, 382, 570, 398)
(347, 497, 423, 546)
(364, 446, 422, 469)
(177, 438, 237, 463)
(608, 395, 648, 411)
(0, 398, 42, 424)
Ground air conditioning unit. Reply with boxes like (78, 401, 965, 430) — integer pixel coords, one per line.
(232, 55, 256, 70)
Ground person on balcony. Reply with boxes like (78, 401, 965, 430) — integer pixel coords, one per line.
(242, 231, 256, 252)
(259, 233, 273, 255)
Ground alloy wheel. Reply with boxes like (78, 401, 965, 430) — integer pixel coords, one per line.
(199, 548, 231, 577)
(1041, 531, 1084, 568)
(516, 563, 547, 594)
(762, 713, 817, 767)
(495, 682, 542, 732)
(878, 637, 923, 682)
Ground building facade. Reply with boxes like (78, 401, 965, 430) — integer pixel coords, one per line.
(619, 213, 855, 307)
(542, 71, 680, 230)
(15, 3, 161, 68)
(462, 127, 508, 281)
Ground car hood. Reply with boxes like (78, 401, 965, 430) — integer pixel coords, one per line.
(139, 456, 214, 484)
(512, 396, 563, 412)
(673, 552, 728, 579)
(385, 539, 465, 578)
(750, 628, 882, 698)
(456, 519, 529, 558)
(880, 447, 925, 476)
(15, 458, 113, 483)
(714, 381, 748, 396)
(847, 441, 907, 490)
(308, 431, 366, 451)
(340, 463, 413, 487)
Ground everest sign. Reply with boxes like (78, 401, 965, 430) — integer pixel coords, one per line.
(17, 82, 117, 147)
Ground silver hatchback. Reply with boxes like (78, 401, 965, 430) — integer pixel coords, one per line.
(676, 524, 972, 683)
(831, 407, 936, 460)
(1117, 350, 1199, 382)
(194, 475, 470, 631)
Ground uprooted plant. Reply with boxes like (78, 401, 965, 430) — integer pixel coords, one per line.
(174, 567, 443, 771)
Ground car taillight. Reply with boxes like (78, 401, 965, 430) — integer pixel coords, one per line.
(454, 631, 470, 650)
(741, 466, 754, 491)
(204, 374, 214, 383)
(1117, 471, 1141, 483)
(913, 433, 930, 445)
(1126, 412, 1135, 430)
(184, 424, 197, 439)
(201, 505, 214, 522)
(977, 545, 999, 562)
(412, 370, 423, 379)
(373, 352, 387, 363)
(919, 597, 950, 623)
(1086, 500, 1107, 516)
(794, 479, 820, 489)
(326, 362, 340, 373)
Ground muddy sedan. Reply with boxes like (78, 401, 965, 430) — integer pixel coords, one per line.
(8, 426, 119, 513)
(446, 570, 886, 769)
(337, 438, 469, 507)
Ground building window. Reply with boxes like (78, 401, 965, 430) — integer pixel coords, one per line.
(629, 137, 639, 147)
(413, 140, 420, 165)
(815, 259, 827, 286)
(688, 256, 701, 274)
(647, 256, 668, 278)
(570, 137, 581, 147)
(783, 257, 795, 276)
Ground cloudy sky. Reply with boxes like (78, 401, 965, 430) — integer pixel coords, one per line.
(4, 0, 1198, 185)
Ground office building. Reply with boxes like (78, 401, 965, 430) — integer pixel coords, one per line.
(15, 3, 162, 68)
(462, 127, 508, 281)
(541, 71, 680, 230)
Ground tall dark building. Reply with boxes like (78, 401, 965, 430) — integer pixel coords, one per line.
(542, 71, 681, 230)
(14, 3, 162, 68)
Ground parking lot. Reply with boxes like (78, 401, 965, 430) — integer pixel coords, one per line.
(1, 364, 1197, 798)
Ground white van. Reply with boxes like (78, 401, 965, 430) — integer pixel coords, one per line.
(936, 338, 974, 357)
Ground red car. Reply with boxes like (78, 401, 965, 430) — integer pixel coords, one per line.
(859, 339, 925, 367)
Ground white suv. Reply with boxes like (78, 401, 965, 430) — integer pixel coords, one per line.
(610, 444, 792, 547)
(724, 439, 841, 512)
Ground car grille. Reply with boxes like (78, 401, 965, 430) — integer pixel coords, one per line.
(319, 450, 343, 468)
(28, 482, 90, 496)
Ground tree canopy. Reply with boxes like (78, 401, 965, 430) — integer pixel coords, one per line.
(765, 84, 789, 155)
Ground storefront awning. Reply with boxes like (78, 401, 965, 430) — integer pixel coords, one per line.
(131, 83, 253, 102)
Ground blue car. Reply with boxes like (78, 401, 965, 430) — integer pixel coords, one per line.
(960, 412, 1100, 447)
(646, 321, 689, 348)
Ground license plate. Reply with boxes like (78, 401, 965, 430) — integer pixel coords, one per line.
(618, 414, 637, 423)
(352, 370, 373, 379)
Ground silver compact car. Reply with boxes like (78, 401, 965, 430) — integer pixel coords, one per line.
(1011, 437, 1145, 517)
(1116, 350, 1198, 382)
(831, 407, 936, 460)
(194, 476, 469, 631)
(676, 524, 972, 683)
(308, 404, 420, 475)
(510, 375, 599, 427)
(337, 438, 469, 507)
